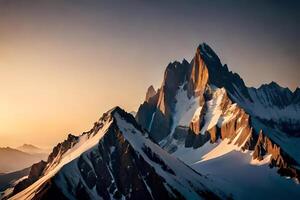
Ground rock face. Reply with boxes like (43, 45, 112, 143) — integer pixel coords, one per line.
(0, 167, 31, 194)
(136, 46, 210, 143)
(157, 60, 190, 116)
(244, 129, 300, 180)
(10, 107, 228, 200)
(198, 44, 300, 137)
(145, 85, 156, 102)
(187, 47, 209, 98)
(12, 161, 47, 195)
(177, 87, 253, 151)
(46, 134, 79, 167)
(198, 43, 253, 102)
(136, 43, 300, 182)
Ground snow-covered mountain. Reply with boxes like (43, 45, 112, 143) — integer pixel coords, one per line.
(196, 44, 300, 136)
(6, 43, 300, 200)
(136, 43, 300, 199)
(6, 107, 229, 200)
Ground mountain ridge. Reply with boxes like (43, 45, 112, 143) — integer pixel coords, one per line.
(7, 107, 229, 200)
(0, 147, 47, 174)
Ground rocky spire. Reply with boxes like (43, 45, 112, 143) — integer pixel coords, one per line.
(156, 60, 190, 116)
(187, 45, 209, 98)
(145, 85, 156, 102)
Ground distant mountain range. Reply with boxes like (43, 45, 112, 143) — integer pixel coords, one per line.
(3, 43, 300, 200)
(17, 144, 48, 155)
(0, 145, 47, 174)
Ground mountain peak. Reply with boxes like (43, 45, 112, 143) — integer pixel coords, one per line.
(106, 106, 129, 118)
(145, 85, 156, 102)
(18, 144, 40, 150)
(17, 143, 48, 155)
(268, 81, 281, 89)
(258, 81, 293, 95)
(197, 43, 221, 66)
(198, 42, 211, 52)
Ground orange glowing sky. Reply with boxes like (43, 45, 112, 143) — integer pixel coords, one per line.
(0, 0, 299, 148)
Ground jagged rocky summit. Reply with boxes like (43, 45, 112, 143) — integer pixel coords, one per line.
(136, 43, 300, 198)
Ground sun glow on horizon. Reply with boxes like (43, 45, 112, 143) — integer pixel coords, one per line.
(0, 0, 299, 148)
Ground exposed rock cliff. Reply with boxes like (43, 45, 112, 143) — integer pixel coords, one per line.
(12, 161, 47, 195)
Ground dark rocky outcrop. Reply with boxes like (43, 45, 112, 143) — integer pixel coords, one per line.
(245, 130, 300, 180)
(147, 109, 171, 142)
(31, 179, 69, 200)
(135, 88, 160, 134)
(185, 130, 211, 149)
(46, 134, 80, 166)
(12, 160, 47, 195)
(157, 60, 191, 116)
(0, 167, 31, 192)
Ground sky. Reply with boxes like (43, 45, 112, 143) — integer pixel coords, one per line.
(0, 0, 299, 148)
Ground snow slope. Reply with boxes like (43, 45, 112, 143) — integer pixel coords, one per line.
(199, 87, 225, 135)
(9, 116, 113, 200)
(171, 137, 300, 200)
(10, 108, 229, 200)
(174, 84, 201, 127)
(193, 150, 300, 200)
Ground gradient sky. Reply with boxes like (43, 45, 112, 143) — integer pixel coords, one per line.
(0, 0, 299, 148)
